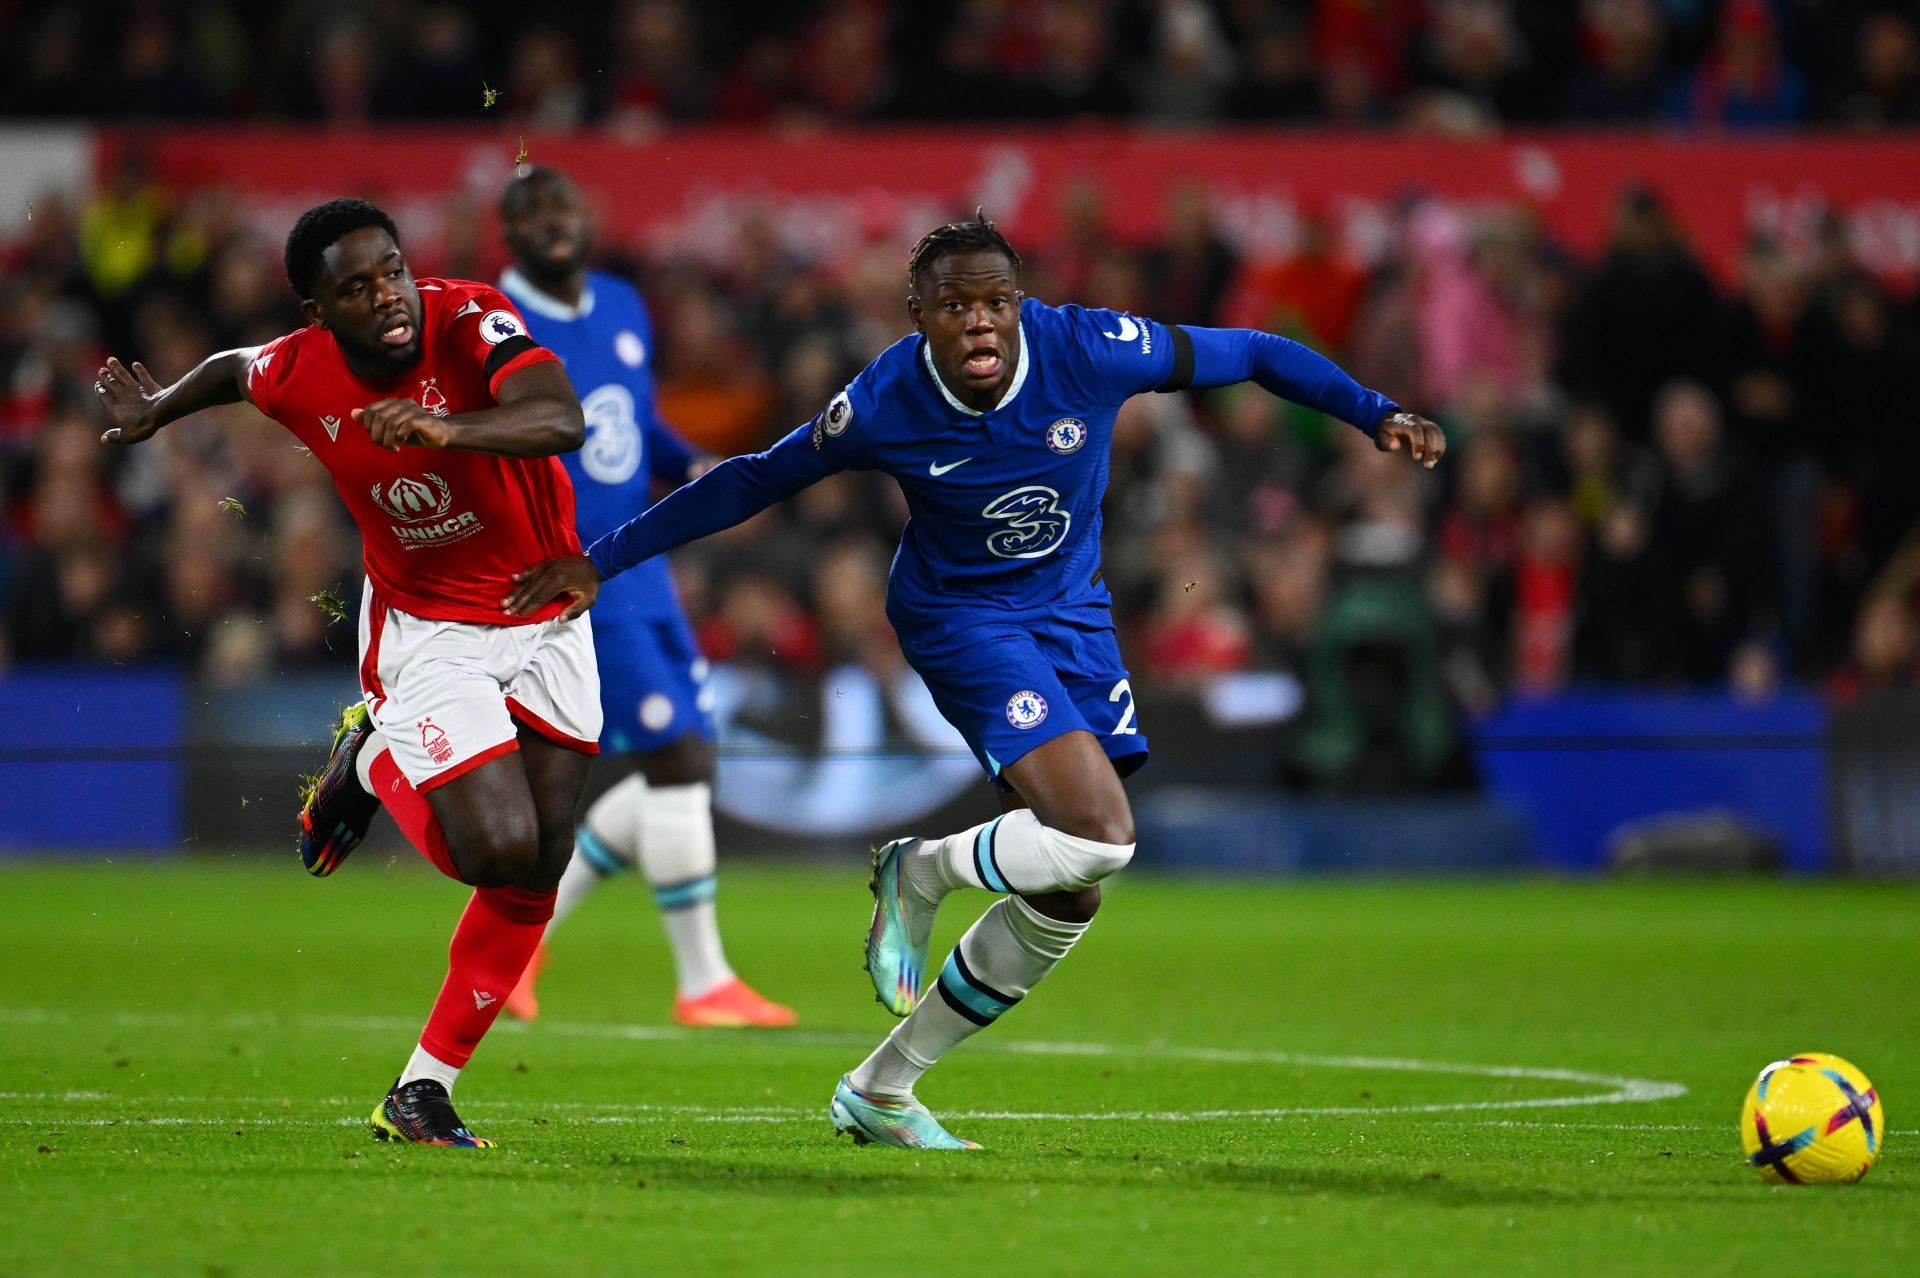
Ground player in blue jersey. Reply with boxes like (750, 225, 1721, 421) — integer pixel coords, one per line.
(506, 212, 1444, 1147)
(495, 167, 794, 1029)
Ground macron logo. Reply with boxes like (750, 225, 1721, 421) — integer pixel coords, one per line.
(472, 989, 496, 1010)
(1101, 316, 1140, 343)
(454, 299, 482, 318)
(246, 351, 273, 386)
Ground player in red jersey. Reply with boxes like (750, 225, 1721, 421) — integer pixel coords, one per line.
(95, 199, 600, 1148)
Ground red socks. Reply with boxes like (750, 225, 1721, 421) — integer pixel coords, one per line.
(369, 750, 461, 881)
(368, 748, 554, 1070)
(417, 885, 556, 1068)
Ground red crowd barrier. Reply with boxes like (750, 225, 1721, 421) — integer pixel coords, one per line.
(103, 126, 1920, 287)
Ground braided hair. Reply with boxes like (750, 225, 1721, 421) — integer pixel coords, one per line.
(906, 208, 1021, 292)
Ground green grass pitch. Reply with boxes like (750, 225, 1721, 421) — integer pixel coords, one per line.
(2, 860, 1917, 1276)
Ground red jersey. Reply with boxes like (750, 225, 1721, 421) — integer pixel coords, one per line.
(244, 278, 580, 625)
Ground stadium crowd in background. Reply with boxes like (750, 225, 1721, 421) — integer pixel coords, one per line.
(7, 164, 1919, 712)
(4, 0, 1920, 131)
(3, 2, 1920, 758)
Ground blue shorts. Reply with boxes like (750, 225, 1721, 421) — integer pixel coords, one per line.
(591, 612, 715, 756)
(897, 608, 1148, 791)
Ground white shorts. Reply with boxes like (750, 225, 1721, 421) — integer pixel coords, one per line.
(357, 582, 602, 792)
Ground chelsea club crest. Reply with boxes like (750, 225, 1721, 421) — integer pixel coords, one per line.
(1005, 690, 1049, 729)
(1045, 417, 1087, 454)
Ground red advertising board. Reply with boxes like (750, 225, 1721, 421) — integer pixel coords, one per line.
(104, 127, 1920, 287)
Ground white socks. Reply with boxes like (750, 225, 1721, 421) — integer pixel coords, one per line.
(636, 781, 732, 999)
(398, 1044, 461, 1096)
(850, 896, 1088, 1099)
(353, 726, 387, 795)
(548, 853, 602, 932)
(911, 808, 1135, 898)
(545, 774, 735, 1000)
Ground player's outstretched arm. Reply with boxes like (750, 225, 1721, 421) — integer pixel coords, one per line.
(1177, 326, 1446, 468)
(504, 418, 841, 616)
(355, 360, 585, 456)
(96, 349, 256, 446)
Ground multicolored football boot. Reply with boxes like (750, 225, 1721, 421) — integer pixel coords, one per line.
(675, 977, 798, 1028)
(369, 1078, 494, 1148)
(830, 1076, 979, 1150)
(297, 702, 380, 877)
(863, 838, 936, 1017)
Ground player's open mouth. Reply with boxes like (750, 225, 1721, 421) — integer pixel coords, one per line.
(379, 317, 416, 348)
(963, 348, 1002, 378)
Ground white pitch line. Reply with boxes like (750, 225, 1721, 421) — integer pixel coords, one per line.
(0, 1004, 1687, 1123)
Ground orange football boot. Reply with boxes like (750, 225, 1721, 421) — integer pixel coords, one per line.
(674, 978, 797, 1028)
(504, 942, 547, 1021)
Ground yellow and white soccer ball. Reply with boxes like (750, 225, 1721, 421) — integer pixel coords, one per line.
(1739, 1053, 1884, 1185)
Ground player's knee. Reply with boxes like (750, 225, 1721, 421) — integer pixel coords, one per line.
(526, 827, 575, 891)
(1023, 884, 1101, 924)
(1051, 808, 1136, 852)
(639, 734, 715, 788)
(455, 814, 542, 887)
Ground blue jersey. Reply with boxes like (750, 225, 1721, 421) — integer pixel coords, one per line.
(588, 297, 1396, 634)
(500, 267, 698, 628)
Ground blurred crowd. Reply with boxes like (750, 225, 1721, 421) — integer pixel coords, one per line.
(5, 0, 1920, 133)
(6, 154, 1920, 746)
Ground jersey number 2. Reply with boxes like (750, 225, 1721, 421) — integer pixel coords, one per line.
(1108, 679, 1138, 736)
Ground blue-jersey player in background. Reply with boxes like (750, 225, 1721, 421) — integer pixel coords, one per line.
(495, 167, 794, 1029)
(507, 211, 1445, 1147)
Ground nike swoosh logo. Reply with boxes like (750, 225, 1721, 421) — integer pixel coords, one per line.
(1102, 315, 1139, 343)
(928, 458, 973, 476)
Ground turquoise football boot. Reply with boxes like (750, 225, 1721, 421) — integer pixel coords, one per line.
(863, 838, 936, 1017)
(830, 1077, 980, 1150)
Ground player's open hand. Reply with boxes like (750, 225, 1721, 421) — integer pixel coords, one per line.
(354, 398, 455, 450)
(505, 554, 601, 621)
(96, 358, 166, 445)
(1374, 411, 1447, 469)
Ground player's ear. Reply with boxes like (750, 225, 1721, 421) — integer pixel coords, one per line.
(906, 293, 924, 334)
(300, 298, 324, 329)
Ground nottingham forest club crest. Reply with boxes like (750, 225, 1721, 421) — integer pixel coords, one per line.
(1046, 417, 1087, 454)
(416, 379, 450, 417)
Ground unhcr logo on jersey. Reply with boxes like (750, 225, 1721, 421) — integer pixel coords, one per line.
(370, 473, 485, 549)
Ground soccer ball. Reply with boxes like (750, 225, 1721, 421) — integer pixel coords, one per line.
(1739, 1053, 1884, 1185)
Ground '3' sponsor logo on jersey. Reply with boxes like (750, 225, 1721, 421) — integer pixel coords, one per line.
(982, 485, 1070, 559)
(579, 384, 643, 485)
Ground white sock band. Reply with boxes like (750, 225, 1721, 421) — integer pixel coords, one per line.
(581, 773, 647, 869)
(639, 782, 730, 998)
(635, 782, 717, 895)
(545, 851, 602, 933)
(398, 1044, 461, 1096)
(927, 809, 1134, 895)
(354, 729, 388, 795)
